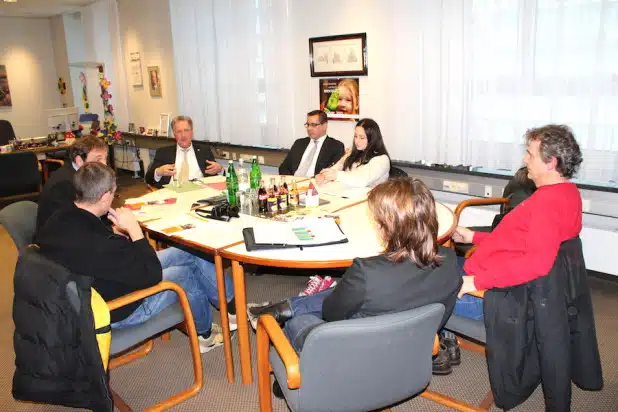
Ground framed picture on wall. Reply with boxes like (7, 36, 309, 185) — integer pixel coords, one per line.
(129, 52, 143, 87)
(0, 65, 13, 108)
(147, 66, 162, 97)
(309, 33, 367, 77)
(159, 113, 171, 137)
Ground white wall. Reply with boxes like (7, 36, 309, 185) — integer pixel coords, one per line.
(117, 0, 178, 132)
(0, 17, 62, 137)
(288, 0, 395, 148)
(50, 15, 74, 108)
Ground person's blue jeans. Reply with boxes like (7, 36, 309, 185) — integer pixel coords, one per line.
(453, 256, 484, 320)
(282, 289, 332, 352)
(111, 247, 235, 335)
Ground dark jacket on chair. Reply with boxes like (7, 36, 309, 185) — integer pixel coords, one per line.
(35, 161, 76, 236)
(279, 136, 344, 176)
(145, 141, 217, 188)
(483, 237, 603, 411)
(12, 246, 113, 412)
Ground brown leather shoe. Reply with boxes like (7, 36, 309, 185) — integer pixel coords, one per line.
(432, 343, 453, 375)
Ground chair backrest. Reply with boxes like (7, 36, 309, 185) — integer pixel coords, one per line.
(0, 151, 42, 198)
(0, 201, 38, 253)
(0, 120, 16, 146)
(389, 166, 408, 178)
(297, 303, 445, 412)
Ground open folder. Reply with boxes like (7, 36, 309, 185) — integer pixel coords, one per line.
(243, 218, 348, 251)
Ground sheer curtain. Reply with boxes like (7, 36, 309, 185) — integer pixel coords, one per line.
(459, 0, 618, 182)
(169, 0, 618, 184)
(169, 0, 295, 147)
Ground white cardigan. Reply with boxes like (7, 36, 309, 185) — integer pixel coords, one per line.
(327, 154, 391, 188)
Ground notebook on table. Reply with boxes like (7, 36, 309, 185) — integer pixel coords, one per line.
(243, 218, 348, 251)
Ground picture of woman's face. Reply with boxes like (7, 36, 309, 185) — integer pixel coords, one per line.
(338, 86, 357, 114)
(150, 71, 159, 88)
(354, 126, 368, 151)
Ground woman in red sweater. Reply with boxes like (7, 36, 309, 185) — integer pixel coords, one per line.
(452, 124, 583, 318)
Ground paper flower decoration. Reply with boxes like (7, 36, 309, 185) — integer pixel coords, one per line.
(57, 77, 67, 95)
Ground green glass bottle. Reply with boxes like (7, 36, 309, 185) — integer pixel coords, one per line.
(226, 160, 238, 206)
(250, 155, 262, 189)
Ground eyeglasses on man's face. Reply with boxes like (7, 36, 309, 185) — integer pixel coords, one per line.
(304, 122, 324, 128)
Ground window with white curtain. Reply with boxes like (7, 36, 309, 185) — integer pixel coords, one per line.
(170, 0, 618, 186)
(465, 0, 618, 184)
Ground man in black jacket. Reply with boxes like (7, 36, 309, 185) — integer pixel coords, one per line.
(38, 163, 234, 354)
(36, 135, 108, 236)
(145, 115, 223, 188)
(279, 110, 345, 177)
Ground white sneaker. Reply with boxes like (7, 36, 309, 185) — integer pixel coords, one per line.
(228, 313, 238, 332)
(198, 323, 224, 354)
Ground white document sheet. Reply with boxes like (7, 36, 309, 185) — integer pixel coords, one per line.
(252, 218, 347, 246)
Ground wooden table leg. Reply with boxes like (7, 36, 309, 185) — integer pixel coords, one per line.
(215, 254, 235, 384)
(232, 260, 252, 384)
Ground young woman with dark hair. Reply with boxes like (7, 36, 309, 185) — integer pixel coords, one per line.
(248, 177, 461, 357)
(317, 118, 391, 187)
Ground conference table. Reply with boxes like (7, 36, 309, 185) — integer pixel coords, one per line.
(128, 175, 457, 384)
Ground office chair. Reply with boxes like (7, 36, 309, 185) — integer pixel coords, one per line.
(257, 304, 445, 412)
(0, 200, 38, 254)
(452, 167, 535, 255)
(0, 120, 16, 146)
(8, 235, 203, 411)
(435, 237, 602, 411)
(0, 151, 42, 203)
(388, 166, 408, 178)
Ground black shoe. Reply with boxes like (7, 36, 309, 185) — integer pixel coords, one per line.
(248, 300, 293, 326)
(272, 380, 285, 399)
(442, 335, 461, 366)
(432, 343, 453, 375)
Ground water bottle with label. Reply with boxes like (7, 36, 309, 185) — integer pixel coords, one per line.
(238, 158, 250, 192)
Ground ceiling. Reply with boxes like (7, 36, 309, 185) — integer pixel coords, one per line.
(0, 0, 96, 17)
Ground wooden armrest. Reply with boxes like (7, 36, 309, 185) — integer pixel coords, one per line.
(257, 314, 301, 389)
(433, 335, 440, 356)
(45, 158, 65, 166)
(464, 245, 478, 258)
(107, 281, 184, 312)
(454, 197, 509, 220)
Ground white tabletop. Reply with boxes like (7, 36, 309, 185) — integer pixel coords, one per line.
(219, 200, 456, 267)
(130, 176, 456, 265)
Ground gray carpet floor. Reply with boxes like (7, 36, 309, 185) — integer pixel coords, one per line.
(0, 172, 616, 411)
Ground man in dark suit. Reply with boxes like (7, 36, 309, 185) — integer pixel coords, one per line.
(145, 115, 223, 188)
(279, 110, 344, 177)
(36, 135, 109, 236)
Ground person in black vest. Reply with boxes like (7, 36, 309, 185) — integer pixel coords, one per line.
(145, 115, 223, 188)
(38, 163, 235, 354)
(36, 135, 109, 237)
(279, 110, 345, 177)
